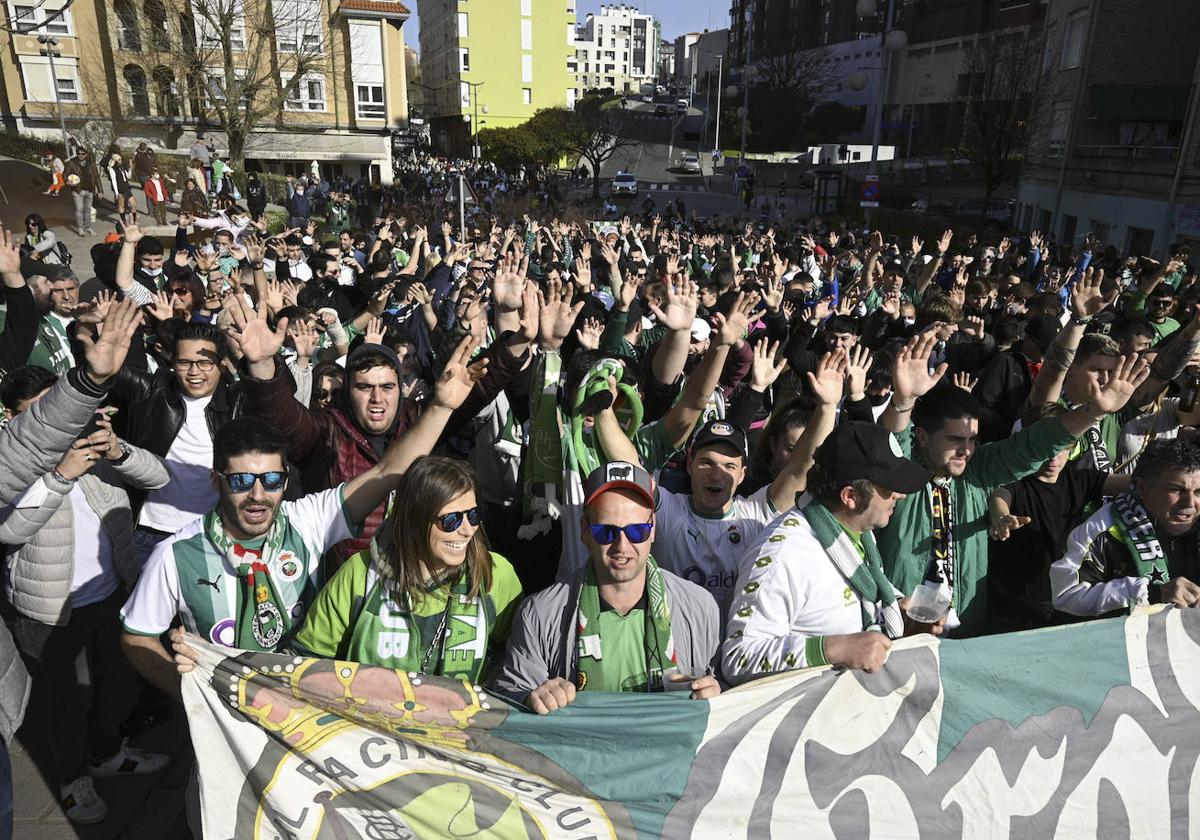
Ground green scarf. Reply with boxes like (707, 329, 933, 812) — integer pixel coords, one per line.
(353, 552, 494, 682)
(802, 502, 904, 638)
(203, 509, 292, 652)
(520, 350, 565, 539)
(569, 356, 643, 479)
(1113, 491, 1169, 585)
(574, 555, 676, 692)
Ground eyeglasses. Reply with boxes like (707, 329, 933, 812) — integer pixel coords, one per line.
(169, 287, 191, 297)
(434, 506, 481, 532)
(174, 358, 216, 372)
(587, 522, 653, 545)
(220, 471, 287, 493)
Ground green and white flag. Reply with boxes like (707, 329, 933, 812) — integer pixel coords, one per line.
(184, 606, 1200, 838)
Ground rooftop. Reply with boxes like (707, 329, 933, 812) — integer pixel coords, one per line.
(338, 0, 410, 18)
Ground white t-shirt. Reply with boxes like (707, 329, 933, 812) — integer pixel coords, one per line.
(652, 485, 779, 622)
(68, 483, 119, 607)
(138, 394, 216, 534)
(263, 258, 313, 282)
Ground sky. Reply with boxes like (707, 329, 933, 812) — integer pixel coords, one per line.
(404, 0, 729, 54)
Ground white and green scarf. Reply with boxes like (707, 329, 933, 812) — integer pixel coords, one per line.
(203, 509, 293, 652)
(1113, 491, 1168, 583)
(802, 502, 904, 638)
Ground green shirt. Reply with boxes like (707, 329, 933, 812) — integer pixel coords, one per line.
(879, 415, 1079, 636)
(591, 606, 649, 692)
(293, 550, 523, 680)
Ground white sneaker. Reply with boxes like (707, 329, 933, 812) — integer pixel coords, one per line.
(88, 738, 170, 778)
(61, 776, 107, 824)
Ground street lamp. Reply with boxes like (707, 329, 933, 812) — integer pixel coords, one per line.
(709, 54, 725, 159)
(37, 35, 70, 154)
(855, 0, 905, 225)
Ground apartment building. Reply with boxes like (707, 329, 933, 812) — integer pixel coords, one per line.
(0, 0, 412, 180)
(1015, 0, 1200, 253)
(417, 0, 577, 154)
(574, 4, 658, 94)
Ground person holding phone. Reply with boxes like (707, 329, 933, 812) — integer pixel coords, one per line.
(491, 461, 722, 713)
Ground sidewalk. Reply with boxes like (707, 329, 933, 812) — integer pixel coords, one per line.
(12, 699, 193, 839)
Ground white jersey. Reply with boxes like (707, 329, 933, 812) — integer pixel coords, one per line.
(721, 510, 873, 685)
(652, 485, 779, 623)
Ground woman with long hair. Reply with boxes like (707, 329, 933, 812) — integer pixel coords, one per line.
(21, 214, 64, 265)
(292, 456, 522, 682)
(179, 177, 209, 218)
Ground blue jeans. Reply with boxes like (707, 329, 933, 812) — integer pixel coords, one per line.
(0, 736, 12, 840)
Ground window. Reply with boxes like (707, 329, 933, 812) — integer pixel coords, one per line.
(55, 75, 77, 101)
(1061, 12, 1087, 69)
(284, 73, 325, 110)
(522, 87, 531, 104)
(520, 0, 531, 14)
(276, 0, 322, 53)
(459, 47, 469, 71)
(1048, 101, 1070, 157)
(459, 80, 470, 106)
(10, 2, 72, 34)
(115, 0, 141, 50)
(355, 83, 384, 118)
(1042, 25, 1055, 74)
(457, 11, 467, 37)
(521, 18, 532, 50)
(200, 9, 245, 50)
(522, 54, 533, 83)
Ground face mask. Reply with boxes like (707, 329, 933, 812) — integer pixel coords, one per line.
(902, 317, 915, 327)
(141, 266, 163, 278)
(295, 188, 305, 195)
(231, 215, 247, 227)
(868, 391, 891, 407)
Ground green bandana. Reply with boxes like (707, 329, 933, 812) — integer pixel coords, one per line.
(574, 555, 676, 692)
(350, 549, 496, 682)
(1113, 491, 1169, 585)
(802, 502, 904, 637)
(203, 509, 292, 651)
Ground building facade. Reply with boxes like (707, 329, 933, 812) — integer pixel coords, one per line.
(574, 4, 658, 94)
(1015, 0, 1200, 253)
(0, 0, 412, 180)
(417, 0, 577, 154)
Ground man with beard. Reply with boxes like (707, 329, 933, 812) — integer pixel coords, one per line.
(119, 333, 484, 699)
(1052, 439, 1200, 617)
(877, 332, 1150, 637)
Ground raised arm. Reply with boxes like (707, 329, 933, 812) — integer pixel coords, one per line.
(880, 331, 947, 434)
(767, 349, 841, 512)
(1025, 267, 1114, 416)
(648, 273, 699, 387)
(114, 215, 154, 306)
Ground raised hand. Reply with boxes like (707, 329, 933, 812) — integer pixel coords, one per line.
(911, 235, 923, 256)
(80, 298, 144, 383)
(290, 318, 320, 358)
(648, 276, 699, 332)
(573, 254, 592, 292)
(953, 371, 978, 393)
(433, 334, 488, 411)
(845, 344, 873, 400)
(714, 291, 760, 347)
(807, 349, 847, 405)
(121, 212, 144, 245)
(0, 225, 22, 277)
(989, 512, 1031, 541)
(537, 277, 584, 351)
(225, 291, 288, 369)
(1088, 354, 1151, 416)
(368, 282, 395, 317)
(892, 332, 949, 407)
(493, 252, 528, 311)
(961, 315, 985, 340)
(363, 317, 385, 346)
(762, 272, 784, 313)
(1070, 266, 1116, 320)
(145, 290, 174, 323)
(75, 289, 116, 324)
(574, 317, 602, 350)
(937, 229, 954, 256)
(750, 338, 788, 391)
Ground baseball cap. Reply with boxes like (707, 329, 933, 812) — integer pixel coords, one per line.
(690, 317, 711, 342)
(583, 461, 655, 508)
(884, 256, 906, 275)
(690, 419, 749, 460)
(104, 232, 122, 244)
(814, 421, 931, 494)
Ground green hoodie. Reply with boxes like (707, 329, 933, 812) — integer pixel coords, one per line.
(879, 414, 1080, 636)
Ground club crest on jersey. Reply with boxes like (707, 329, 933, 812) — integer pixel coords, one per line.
(252, 601, 285, 649)
(276, 551, 302, 582)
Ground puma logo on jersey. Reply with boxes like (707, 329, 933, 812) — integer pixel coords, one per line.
(196, 576, 221, 592)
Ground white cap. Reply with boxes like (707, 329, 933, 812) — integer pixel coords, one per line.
(690, 318, 712, 342)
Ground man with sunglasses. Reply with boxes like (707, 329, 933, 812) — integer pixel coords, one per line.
(492, 461, 722, 713)
(119, 334, 484, 700)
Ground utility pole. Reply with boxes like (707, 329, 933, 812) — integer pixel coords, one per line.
(866, 0, 897, 228)
(713, 54, 725, 155)
(738, 6, 753, 168)
(37, 35, 70, 154)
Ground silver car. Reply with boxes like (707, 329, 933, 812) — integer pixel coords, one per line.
(678, 153, 701, 174)
(611, 172, 638, 196)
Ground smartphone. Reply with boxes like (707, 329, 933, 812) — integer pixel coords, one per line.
(79, 406, 115, 440)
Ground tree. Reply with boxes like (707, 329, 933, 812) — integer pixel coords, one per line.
(745, 33, 834, 152)
(806, 102, 865, 143)
(478, 124, 544, 171)
(527, 96, 637, 199)
(956, 30, 1045, 213)
(171, 0, 329, 169)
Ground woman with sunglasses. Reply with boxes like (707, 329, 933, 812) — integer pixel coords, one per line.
(292, 456, 522, 682)
(21, 214, 65, 265)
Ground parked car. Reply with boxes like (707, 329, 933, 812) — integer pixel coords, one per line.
(654, 104, 671, 117)
(678, 153, 701, 174)
(610, 172, 639, 196)
(676, 98, 689, 114)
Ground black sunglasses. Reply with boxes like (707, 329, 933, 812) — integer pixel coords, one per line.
(220, 471, 287, 493)
(434, 506, 481, 532)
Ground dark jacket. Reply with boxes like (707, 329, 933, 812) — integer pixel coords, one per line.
(246, 179, 268, 214)
(287, 191, 312, 221)
(974, 349, 1034, 442)
(239, 335, 530, 567)
(63, 156, 101, 193)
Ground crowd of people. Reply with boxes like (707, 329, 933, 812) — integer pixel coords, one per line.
(1, 153, 1199, 835)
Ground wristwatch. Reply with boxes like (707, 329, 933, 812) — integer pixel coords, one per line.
(1069, 314, 1092, 326)
(112, 441, 133, 465)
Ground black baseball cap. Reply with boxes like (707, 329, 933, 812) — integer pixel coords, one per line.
(884, 256, 906, 275)
(814, 421, 930, 494)
(583, 461, 655, 508)
(690, 419, 749, 460)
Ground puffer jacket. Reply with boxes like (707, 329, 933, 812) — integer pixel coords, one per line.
(0, 365, 115, 742)
(0, 444, 168, 625)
